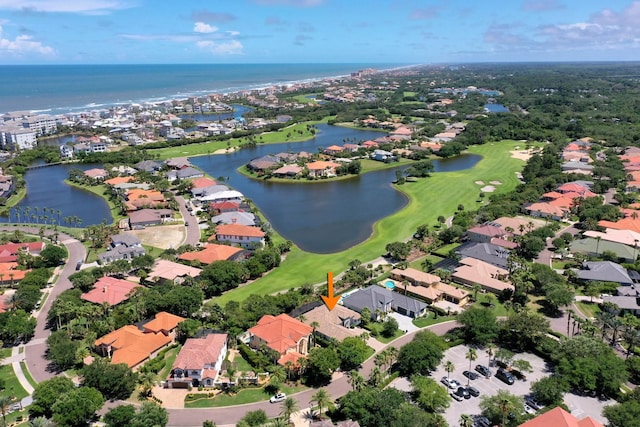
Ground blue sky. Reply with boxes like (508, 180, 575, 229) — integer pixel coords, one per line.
(0, 0, 639, 64)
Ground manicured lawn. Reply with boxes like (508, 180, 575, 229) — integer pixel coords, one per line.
(0, 364, 28, 400)
(213, 140, 526, 305)
(230, 353, 253, 373)
(157, 346, 181, 379)
(150, 119, 330, 160)
(0, 348, 10, 359)
(575, 300, 601, 318)
(184, 383, 306, 408)
(433, 243, 461, 257)
(412, 314, 456, 328)
(364, 323, 404, 344)
(19, 361, 37, 389)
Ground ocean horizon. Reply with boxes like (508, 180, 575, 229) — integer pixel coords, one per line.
(0, 63, 411, 115)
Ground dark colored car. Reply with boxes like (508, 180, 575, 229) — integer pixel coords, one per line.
(463, 370, 479, 380)
(475, 364, 492, 377)
(496, 368, 515, 385)
(467, 386, 480, 397)
(475, 415, 491, 427)
(455, 386, 471, 399)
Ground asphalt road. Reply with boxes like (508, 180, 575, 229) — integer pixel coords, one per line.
(0, 226, 86, 384)
(175, 195, 201, 246)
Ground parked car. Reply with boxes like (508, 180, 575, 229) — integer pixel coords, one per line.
(526, 397, 544, 411)
(475, 415, 491, 427)
(475, 364, 492, 377)
(450, 391, 464, 402)
(467, 386, 480, 397)
(524, 403, 536, 414)
(269, 393, 286, 403)
(463, 370, 479, 380)
(441, 377, 460, 389)
(496, 368, 515, 385)
(454, 386, 470, 399)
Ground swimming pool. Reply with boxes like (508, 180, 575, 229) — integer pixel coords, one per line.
(384, 280, 396, 290)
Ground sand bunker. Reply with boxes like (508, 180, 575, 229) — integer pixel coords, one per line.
(489, 180, 502, 185)
(510, 150, 532, 161)
(475, 180, 485, 185)
(480, 185, 496, 192)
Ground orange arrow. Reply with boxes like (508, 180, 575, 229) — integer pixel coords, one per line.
(321, 272, 340, 311)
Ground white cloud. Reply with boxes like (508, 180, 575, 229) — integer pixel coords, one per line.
(0, 0, 133, 14)
(196, 40, 243, 55)
(194, 22, 218, 34)
(0, 25, 55, 56)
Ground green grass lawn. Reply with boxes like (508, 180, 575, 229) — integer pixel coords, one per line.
(433, 243, 461, 257)
(364, 323, 404, 344)
(157, 346, 181, 379)
(0, 348, 10, 359)
(575, 300, 601, 318)
(19, 361, 37, 389)
(150, 119, 330, 160)
(230, 353, 253, 373)
(214, 140, 526, 305)
(0, 364, 28, 400)
(412, 314, 456, 328)
(184, 383, 306, 408)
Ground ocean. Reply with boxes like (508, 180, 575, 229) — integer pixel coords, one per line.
(0, 63, 403, 115)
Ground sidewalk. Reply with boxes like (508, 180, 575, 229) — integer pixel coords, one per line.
(10, 345, 35, 395)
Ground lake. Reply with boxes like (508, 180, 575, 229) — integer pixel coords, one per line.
(7, 124, 481, 253)
(190, 124, 481, 253)
(0, 163, 112, 226)
(484, 103, 509, 113)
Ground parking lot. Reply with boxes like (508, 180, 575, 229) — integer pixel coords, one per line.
(432, 345, 550, 426)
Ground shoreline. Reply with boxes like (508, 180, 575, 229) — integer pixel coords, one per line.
(2, 63, 420, 116)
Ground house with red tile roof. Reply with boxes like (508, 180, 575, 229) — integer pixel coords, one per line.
(81, 276, 140, 306)
(525, 202, 568, 221)
(466, 224, 512, 243)
(104, 176, 134, 186)
(209, 201, 241, 214)
(84, 168, 109, 180)
(190, 177, 217, 189)
(0, 241, 45, 263)
(94, 325, 172, 369)
(362, 140, 379, 149)
(167, 333, 228, 388)
(213, 224, 265, 248)
(148, 259, 202, 283)
(0, 262, 29, 284)
(142, 312, 185, 338)
(324, 145, 344, 155)
(306, 160, 340, 178)
(273, 164, 303, 177)
(244, 314, 313, 366)
(178, 243, 245, 264)
(518, 406, 603, 427)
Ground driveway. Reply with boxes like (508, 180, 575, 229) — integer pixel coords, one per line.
(388, 312, 419, 334)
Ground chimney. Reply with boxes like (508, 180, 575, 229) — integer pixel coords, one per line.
(103, 286, 107, 293)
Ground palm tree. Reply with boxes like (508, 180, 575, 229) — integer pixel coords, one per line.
(270, 366, 287, 387)
(29, 417, 54, 427)
(459, 414, 474, 427)
(0, 395, 14, 427)
(310, 321, 319, 347)
(485, 343, 496, 367)
(310, 389, 331, 419)
(566, 309, 574, 337)
(139, 371, 156, 398)
(347, 370, 365, 391)
(444, 360, 455, 379)
(465, 348, 478, 385)
(280, 397, 299, 424)
(497, 394, 516, 427)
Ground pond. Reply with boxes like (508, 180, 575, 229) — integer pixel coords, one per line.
(190, 124, 481, 253)
(0, 163, 112, 226)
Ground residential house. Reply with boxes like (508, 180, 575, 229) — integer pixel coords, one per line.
(370, 149, 395, 162)
(362, 140, 379, 149)
(390, 268, 470, 305)
(94, 325, 172, 370)
(135, 160, 163, 172)
(128, 209, 173, 228)
(81, 276, 141, 306)
(178, 244, 245, 264)
(209, 201, 241, 215)
(452, 257, 513, 294)
(84, 168, 109, 180)
(244, 314, 313, 366)
(518, 406, 603, 427)
(148, 259, 202, 283)
(456, 242, 511, 269)
(166, 166, 204, 181)
(189, 177, 217, 197)
(575, 261, 634, 286)
(273, 164, 303, 178)
(142, 311, 185, 339)
(561, 161, 594, 174)
(343, 143, 360, 152)
(125, 189, 166, 211)
(466, 224, 512, 243)
(194, 184, 230, 199)
(300, 304, 362, 342)
(0, 241, 45, 262)
(104, 176, 134, 186)
(342, 285, 427, 319)
(601, 295, 640, 316)
(306, 161, 340, 178)
(98, 233, 145, 264)
(525, 202, 568, 221)
(213, 223, 265, 248)
(211, 211, 256, 227)
(324, 145, 344, 155)
(247, 155, 280, 172)
(166, 157, 191, 169)
(569, 238, 637, 263)
(167, 333, 228, 388)
(198, 190, 244, 204)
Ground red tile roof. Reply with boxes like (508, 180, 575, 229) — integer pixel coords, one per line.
(248, 314, 313, 354)
(81, 276, 140, 306)
(178, 244, 244, 264)
(190, 177, 217, 189)
(95, 325, 172, 368)
(518, 407, 603, 427)
(172, 333, 227, 371)
(215, 223, 265, 238)
(143, 312, 185, 335)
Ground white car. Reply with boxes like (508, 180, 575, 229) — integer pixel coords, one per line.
(269, 393, 286, 403)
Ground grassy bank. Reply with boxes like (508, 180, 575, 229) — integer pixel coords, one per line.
(149, 118, 331, 160)
(215, 140, 526, 305)
(64, 180, 125, 225)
